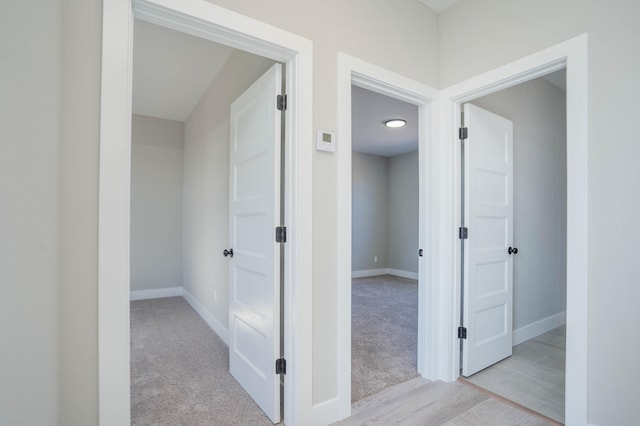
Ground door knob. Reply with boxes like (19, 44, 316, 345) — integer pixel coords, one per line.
(223, 248, 234, 258)
(508, 247, 518, 255)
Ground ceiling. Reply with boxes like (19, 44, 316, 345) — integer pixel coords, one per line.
(417, 0, 460, 13)
(132, 20, 234, 121)
(351, 86, 419, 158)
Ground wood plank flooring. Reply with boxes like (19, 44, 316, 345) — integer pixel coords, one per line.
(462, 326, 566, 423)
(333, 377, 555, 425)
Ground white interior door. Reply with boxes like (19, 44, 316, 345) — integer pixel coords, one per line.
(462, 103, 514, 377)
(228, 63, 282, 423)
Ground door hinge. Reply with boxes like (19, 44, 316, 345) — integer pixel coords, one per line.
(275, 358, 286, 375)
(276, 226, 287, 243)
(459, 127, 468, 140)
(458, 227, 468, 240)
(277, 94, 287, 111)
(458, 326, 467, 339)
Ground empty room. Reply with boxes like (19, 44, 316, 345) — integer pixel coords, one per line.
(350, 86, 420, 403)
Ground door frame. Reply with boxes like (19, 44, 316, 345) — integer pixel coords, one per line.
(98, 0, 313, 424)
(334, 52, 439, 421)
(439, 34, 588, 424)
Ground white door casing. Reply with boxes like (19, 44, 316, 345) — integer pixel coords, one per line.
(462, 103, 514, 377)
(229, 63, 282, 423)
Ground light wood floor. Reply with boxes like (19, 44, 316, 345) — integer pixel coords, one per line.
(463, 326, 566, 423)
(333, 377, 556, 425)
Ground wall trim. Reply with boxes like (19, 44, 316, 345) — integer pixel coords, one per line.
(130, 286, 183, 301)
(182, 288, 229, 345)
(352, 269, 418, 280)
(513, 312, 566, 346)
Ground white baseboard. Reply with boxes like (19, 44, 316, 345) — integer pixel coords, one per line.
(182, 288, 229, 346)
(311, 397, 348, 426)
(352, 268, 418, 280)
(513, 311, 566, 346)
(130, 286, 183, 301)
(387, 268, 419, 280)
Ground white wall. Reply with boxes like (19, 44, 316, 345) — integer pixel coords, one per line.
(472, 75, 567, 332)
(131, 114, 184, 292)
(0, 1, 61, 424)
(387, 151, 419, 274)
(182, 50, 275, 333)
(352, 152, 388, 271)
(440, 1, 640, 423)
(352, 151, 418, 275)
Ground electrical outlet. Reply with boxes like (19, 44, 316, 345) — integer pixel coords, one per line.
(374, 256, 378, 263)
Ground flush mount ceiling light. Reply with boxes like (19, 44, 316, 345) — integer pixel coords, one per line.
(384, 119, 406, 128)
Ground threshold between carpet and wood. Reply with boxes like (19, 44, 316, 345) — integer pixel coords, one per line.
(351, 274, 419, 402)
(130, 297, 274, 425)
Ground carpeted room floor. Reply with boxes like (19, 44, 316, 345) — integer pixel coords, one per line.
(130, 297, 274, 425)
(351, 274, 419, 402)
(131, 275, 418, 423)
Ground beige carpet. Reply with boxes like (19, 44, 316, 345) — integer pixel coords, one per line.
(130, 297, 274, 425)
(351, 275, 419, 402)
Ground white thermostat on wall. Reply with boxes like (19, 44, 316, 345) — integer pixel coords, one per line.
(316, 129, 336, 152)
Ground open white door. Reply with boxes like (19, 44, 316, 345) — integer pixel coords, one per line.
(228, 63, 283, 423)
(462, 103, 514, 377)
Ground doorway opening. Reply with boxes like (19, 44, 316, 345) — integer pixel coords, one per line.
(334, 52, 439, 421)
(350, 85, 420, 402)
(457, 69, 567, 423)
(439, 35, 588, 424)
(129, 18, 285, 424)
(98, 1, 313, 424)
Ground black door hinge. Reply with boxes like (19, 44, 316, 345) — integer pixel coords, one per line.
(276, 226, 287, 243)
(458, 326, 467, 339)
(277, 94, 287, 111)
(418, 249, 424, 257)
(275, 358, 286, 375)
(459, 127, 468, 140)
(459, 227, 468, 240)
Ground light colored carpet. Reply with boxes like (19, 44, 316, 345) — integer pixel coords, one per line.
(351, 275, 419, 402)
(130, 297, 274, 425)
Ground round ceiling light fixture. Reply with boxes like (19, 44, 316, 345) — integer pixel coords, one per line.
(384, 119, 406, 128)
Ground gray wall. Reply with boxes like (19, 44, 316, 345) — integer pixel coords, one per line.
(440, 1, 640, 423)
(182, 50, 275, 331)
(130, 114, 184, 292)
(388, 152, 419, 274)
(57, 1, 439, 416)
(352, 152, 388, 271)
(472, 76, 567, 331)
(0, 1, 61, 424)
(352, 151, 418, 275)
(17, 0, 636, 423)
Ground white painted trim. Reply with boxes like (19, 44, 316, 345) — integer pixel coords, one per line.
(387, 269, 419, 280)
(351, 269, 388, 278)
(351, 269, 418, 280)
(130, 286, 183, 301)
(182, 288, 229, 345)
(334, 52, 439, 425)
(99, 1, 313, 424)
(438, 34, 588, 426)
(310, 397, 341, 426)
(513, 312, 566, 346)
